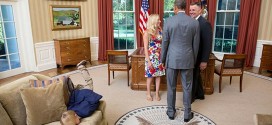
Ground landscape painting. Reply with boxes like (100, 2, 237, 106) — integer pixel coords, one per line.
(50, 5, 82, 30)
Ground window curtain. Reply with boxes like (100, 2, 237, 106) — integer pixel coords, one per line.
(149, 0, 164, 25)
(207, 0, 217, 31)
(135, 0, 165, 48)
(98, 0, 114, 61)
(236, 0, 261, 67)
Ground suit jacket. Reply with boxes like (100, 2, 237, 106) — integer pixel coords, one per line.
(196, 16, 213, 65)
(161, 12, 200, 69)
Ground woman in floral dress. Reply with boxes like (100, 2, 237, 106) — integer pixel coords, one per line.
(143, 14, 165, 101)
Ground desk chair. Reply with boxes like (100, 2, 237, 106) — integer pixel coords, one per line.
(214, 54, 246, 93)
(106, 50, 131, 86)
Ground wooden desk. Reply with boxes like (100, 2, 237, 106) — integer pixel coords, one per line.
(130, 47, 216, 95)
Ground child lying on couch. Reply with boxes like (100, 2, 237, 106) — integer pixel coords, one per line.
(60, 60, 102, 125)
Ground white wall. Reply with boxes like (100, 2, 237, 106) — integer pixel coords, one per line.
(90, 37, 99, 61)
(35, 41, 56, 72)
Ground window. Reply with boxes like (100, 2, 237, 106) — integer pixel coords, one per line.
(113, 0, 135, 50)
(213, 0, 240, 53)
(163, 0, 175, 21)
(0, 5, 20, 72)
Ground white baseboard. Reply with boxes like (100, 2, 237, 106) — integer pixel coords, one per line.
(90, 37, 98, 61)
(35, 41, 56, 72)
(253, 40, 272, 67)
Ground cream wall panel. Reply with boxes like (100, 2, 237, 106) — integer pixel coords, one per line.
(35, 41, 56, 72)
(90, 37, 98, 61)
(258, 0, 272, 41)
(28, 0, 98, 43)
(253, 40, 272, 67)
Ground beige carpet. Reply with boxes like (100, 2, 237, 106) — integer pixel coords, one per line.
(61, 65, 272, 125)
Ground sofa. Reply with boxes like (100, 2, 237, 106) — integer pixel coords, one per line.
(0, 74, 107, 125)
(254, 114, 272, 125)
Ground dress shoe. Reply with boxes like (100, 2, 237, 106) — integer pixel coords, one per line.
(191, 98, 195, 103)
(184, 112, 194, 122)
(77, 60, 87, 67)
(168, 115, 174, 120)
(166, 113, 175, 120)
(195, 96, 205, 100)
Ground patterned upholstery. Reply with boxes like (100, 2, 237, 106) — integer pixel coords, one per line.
(109, 63, 131, 70)
(215, 64, 243, 75)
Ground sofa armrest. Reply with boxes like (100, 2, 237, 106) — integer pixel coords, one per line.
(98, 100, 106, 118)
(0, 103, 13, 125)
(0, 75, 38, 91)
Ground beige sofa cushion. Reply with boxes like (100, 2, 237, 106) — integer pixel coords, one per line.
(0, 75, 38, 125)
(0, 75, 38, 91)
(0, 103, 13, 125)
(29, 76, 70, 105)
(0, 91, 28, 125)
(80, 110, 103, 124)
(254, 114, 272, 125)
(20, 81, 67, 125)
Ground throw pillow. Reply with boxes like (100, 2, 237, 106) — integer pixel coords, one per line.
(0, 75, 38, 125)
(20, 81, 67, 125)
(0, 88, 29, 125)
(0, 103, 13, 125)
(29, 76, 70, 105)
(29, 79, 53, 87)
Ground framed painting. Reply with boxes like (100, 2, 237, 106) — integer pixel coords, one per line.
(50, 5, 82, 30)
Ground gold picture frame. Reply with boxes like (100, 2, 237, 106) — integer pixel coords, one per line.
(50, 5, 82, 30)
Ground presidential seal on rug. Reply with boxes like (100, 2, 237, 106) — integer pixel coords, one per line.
(115, 105, 216, 125)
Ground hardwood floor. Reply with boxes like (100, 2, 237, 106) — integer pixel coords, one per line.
(0, 60, 107, 86)
(0, 60, 271, 86)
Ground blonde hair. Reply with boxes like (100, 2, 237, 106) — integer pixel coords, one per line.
(146, 14, 160, 35)
(60, 110, 80, 125)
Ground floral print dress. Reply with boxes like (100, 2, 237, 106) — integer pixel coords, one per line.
(145, 31, 165, 77)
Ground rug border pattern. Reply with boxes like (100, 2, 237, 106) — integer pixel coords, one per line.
(115, 105, 216, 125)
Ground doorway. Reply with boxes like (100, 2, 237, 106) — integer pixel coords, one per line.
(0, 3, 25, 79)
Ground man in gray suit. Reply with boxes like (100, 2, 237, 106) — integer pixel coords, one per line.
(161, 0, 200, 122)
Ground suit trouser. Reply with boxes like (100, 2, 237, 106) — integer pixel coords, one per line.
(166, 68, 193, 119)
(191, 66, 205, 102)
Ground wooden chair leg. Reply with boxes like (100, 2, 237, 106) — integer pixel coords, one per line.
(219, 76, 222, 93)
(230, 76, 232, 85)
(108, 70, 110, 86)
(127, 70, 129, 86)
(240, 75, 243, 92)
(112, 71, 115, 79)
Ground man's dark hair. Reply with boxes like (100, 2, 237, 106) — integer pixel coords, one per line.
(174, 0, 186, 10)
(190, 2, 202, 8)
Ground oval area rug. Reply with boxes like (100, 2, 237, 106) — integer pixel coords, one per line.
(115, 105, 216, 125)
